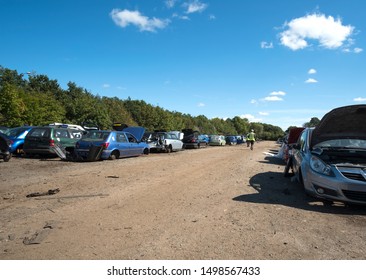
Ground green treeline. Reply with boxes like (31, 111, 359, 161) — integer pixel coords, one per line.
(0, 66, 284, 140)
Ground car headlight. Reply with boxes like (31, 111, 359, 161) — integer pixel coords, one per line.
(310, 155, 333, 176)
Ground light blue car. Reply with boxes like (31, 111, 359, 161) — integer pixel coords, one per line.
(75, 126, 150, 160)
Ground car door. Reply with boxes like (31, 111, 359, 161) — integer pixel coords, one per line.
(125, 132, 143, 156)
(54, 129, 73, 147)
(116, 132, 131, 158)
(292, 129, 308, 175)
(169, 133, 180, 150)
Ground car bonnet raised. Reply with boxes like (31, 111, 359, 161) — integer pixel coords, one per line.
(122, 126, 146, 142)
(311, 104, 366, 147)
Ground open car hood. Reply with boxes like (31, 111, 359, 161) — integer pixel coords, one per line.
(122, 126, 146, 142)
(311, 105, 366, 147)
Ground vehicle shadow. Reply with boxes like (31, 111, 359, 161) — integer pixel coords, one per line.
(258, 155, 285, 165)
(233, 170, 366, 215)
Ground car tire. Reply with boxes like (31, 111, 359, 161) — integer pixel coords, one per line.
(109, 151, 119, 160)
(166, 145, 172, 153)
(143, 148, 149, 155)
(3, 154, 11, 162)
(284, 157, 293, 177)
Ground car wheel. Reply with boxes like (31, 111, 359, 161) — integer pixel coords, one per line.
(166, 145, 172, 153)
(284, 157, 293, 177)
(143, 148, 149, 155)
(109, 151, 119, 160)
(3, 154, 11, 162)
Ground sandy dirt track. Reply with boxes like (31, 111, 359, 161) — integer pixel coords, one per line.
(1, 141, 366, 260)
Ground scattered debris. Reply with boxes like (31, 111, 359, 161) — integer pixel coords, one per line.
(26, 188, 60, 198)
(23, 221, 60, 245)
(2, 193, 15, 200)
(51, 144, 67, 160)
(34, 193, 109, 200)
(23, 229, 50, 245)
(106, 175, 119, 178)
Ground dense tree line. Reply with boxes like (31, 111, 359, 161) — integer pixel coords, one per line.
(0, 66, 284, 140)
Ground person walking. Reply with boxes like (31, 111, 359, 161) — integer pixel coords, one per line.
(247, 129, 256, 150)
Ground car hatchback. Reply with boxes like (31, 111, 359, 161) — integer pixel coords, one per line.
(75, 127, 149, 160)
(24, 126, 82, 156)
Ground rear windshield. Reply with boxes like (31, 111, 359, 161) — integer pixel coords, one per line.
(6, 127, 30, 137)
(82, 131, 111, 141)
(28, 128, 50, 137)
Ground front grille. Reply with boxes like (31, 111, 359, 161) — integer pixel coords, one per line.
(341, 172, 366, 182)
(342, 190, 366, 202)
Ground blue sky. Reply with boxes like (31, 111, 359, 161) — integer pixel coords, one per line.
(1, 0, 365, 130)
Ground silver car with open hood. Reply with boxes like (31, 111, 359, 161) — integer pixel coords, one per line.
(292, 105, 366, 205)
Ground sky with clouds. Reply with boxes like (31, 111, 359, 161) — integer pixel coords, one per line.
(1, 0, 365, 130)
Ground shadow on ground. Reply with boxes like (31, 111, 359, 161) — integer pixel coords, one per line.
(233, 155, 366, 215)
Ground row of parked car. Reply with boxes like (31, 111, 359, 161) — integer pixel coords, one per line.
(0, 123, 247, 162)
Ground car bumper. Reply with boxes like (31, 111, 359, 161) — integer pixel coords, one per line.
(302, 165, 366, 205)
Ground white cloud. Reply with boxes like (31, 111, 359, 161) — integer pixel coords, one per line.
(165, 0, 177, 9)
(259, 112, 269, 116)
(172, 13, 190, 20)
(280, 13, 354, 50)
(250, 99, 258, 104)
(261, 41, 274, 49)
(240, 114, 262, 122)
(185, 0, 208, 14)
(103, 84, 110, 88)
(354, 47, 363, 53)
(308, 68, 317, 74)
(270, 91, 286, 96)
(263, 96, 283, 102)
(305, 78, 318, 83)
(197, 102, 205, 107)
(110, 9, 170, 32)
(354, 97, 366, 102)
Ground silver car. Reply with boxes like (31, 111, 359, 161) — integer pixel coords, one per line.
(292, 105, 366, 205)
(146, 132, 184, 153)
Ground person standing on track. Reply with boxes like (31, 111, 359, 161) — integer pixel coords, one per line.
(247, 129, 256, 150)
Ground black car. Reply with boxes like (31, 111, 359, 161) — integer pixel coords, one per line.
(0, 132, 12, 162)
(182, 129, 207, 149)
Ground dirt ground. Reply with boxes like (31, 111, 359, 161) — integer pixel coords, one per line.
(1, 141, 366, 260)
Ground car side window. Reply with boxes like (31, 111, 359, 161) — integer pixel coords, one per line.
(117, 133, 128, 143)
(299, 130, 307, 152)
(55, 129, 69, 138)
(70, 130, 82, 139)
(126, 132, 137, 143)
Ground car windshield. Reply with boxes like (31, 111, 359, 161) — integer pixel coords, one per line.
(82, 131, 110, 141)
(6, 127, 29, 137)
(314, 139, 366, 149)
